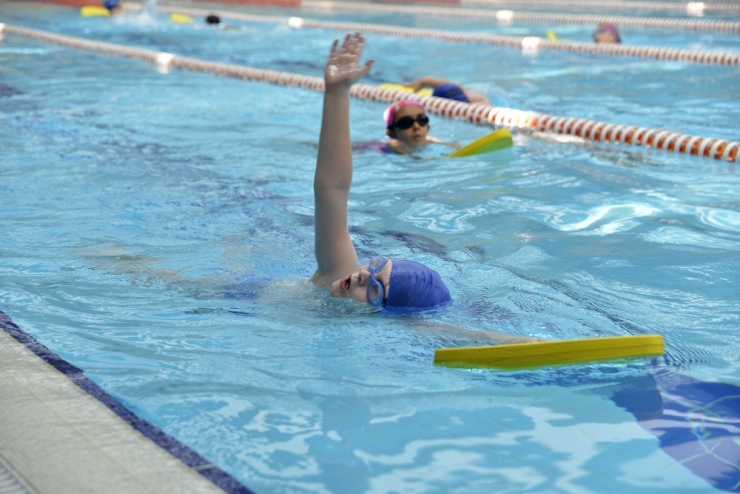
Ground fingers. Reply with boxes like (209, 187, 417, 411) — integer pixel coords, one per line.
(350, 33, 365, 57)
(328, 39, 339, 61)
(361, 58, 375, 76)
(343, 33, 352, 53)
(338, 32, 365, 57)
(326, 33, 371, 83)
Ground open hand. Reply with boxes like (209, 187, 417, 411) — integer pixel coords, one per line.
(324, 33, 374, 90)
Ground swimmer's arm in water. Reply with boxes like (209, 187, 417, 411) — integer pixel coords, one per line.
(385, 136, 460, 155)
(426, 136, 460, 149)
(404, 76, 491, 106)
(312, 34, 374, 286)
(404, 76, 448, 93)
(385, 138, 409, 154)
(413, 320, 544, 344)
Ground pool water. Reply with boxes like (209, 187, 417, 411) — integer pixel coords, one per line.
(1, 2, 739, 493)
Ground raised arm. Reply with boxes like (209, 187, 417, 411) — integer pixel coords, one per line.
(311, 34, 374, 286)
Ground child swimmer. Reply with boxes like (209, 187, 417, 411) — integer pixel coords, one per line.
(312, 33, 452, 313)
(220, 33, 537, 344)
(382, 100, 459, 155)
(352, 100, 459, 155)
(356, 77, 490, 154)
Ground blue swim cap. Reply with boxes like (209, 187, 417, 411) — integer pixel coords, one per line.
(103, 0, 120, 11)
(384, 260, 451, 314)
(432, 83, 469, 103)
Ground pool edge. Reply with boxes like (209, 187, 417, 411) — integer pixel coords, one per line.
(0, 311, 254, 494)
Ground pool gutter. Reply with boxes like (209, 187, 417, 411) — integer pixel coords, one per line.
(0, 313, 250, 494)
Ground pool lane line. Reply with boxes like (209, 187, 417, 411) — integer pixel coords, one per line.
(196, 0, 740, 35)
(459, 0, 740, 14)
(2, 23, 738, 162)
(301, 1, 740, 35)
(146, 6, 740, 67)
(180, 0, 740, 14)
(0, 311, 255, 494)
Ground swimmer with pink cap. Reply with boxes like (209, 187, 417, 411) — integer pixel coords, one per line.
(381, 99, 459, 155)
(593, 23, 621, 44)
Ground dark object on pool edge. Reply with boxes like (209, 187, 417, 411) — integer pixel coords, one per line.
(206, 14, 221, 25)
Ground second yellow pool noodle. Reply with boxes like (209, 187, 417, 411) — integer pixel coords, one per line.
(81, 6, 111, 17)
(447, 128, 513, 158)
(171, 13, 194, 24)
(378, 83, 433, 98)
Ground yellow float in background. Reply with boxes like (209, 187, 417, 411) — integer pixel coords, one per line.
(81, 6, 194, 24)
(546, 30, 559, 41)
(170, 13, 194, 24)
(378, 83, 433, 98)
(81, 5, 111, 17)
(447, 128, 513, 158)
(434, 334, 664, 370)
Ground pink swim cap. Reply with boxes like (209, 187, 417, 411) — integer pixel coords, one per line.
(383, 99, 425, 128)
(594, 23, 621, 43)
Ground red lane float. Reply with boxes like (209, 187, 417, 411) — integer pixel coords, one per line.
(156, 7, 740, 67)
(1, 23, 736, 162)
(460, 0, 740, 14)
(291, 0, 740, 34)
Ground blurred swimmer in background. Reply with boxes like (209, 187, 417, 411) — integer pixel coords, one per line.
(593, 23, 621, 43)
(404, 77, 491, 105)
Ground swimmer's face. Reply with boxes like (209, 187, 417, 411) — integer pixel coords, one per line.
(387, 105, 429, 149)
(330, 261, 392, 305)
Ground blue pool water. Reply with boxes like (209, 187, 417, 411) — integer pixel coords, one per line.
(1, 2, 739, 493)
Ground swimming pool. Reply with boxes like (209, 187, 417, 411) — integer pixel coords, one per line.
(1, 1, 739, 493)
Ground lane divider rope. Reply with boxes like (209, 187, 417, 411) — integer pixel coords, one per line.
(152, 7, 740, 67)
(56, 0, 726, 14)
(1, 23, 736, 162)
(251, 0, 740, 35)
(459, 0, 740, 14)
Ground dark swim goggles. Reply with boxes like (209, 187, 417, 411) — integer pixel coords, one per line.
(392, 114, 430, 130)
(367, 257, 389, 309)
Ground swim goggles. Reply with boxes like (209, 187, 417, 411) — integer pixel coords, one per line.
(392, 114, 429, 130)
(367, 256, 389, 309)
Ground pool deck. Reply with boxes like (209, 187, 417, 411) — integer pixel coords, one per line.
(0, 328, 225, 494)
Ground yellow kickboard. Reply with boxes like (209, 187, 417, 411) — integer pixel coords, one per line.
(81, 5, 111, 17)
(447, 128, 514, 158)
(378, 83, 433, 98)
(434, 334, 664, 370)
(171, 13, 194, 24)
